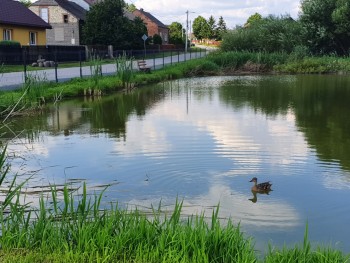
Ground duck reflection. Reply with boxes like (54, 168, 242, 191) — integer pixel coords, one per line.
(249, 189, 272, 203)
(249, 177, 273, 203)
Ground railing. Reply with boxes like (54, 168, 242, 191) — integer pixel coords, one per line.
(0, 48, 210, 90)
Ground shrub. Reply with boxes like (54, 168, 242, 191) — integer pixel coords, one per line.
(0, 40, 21, 47)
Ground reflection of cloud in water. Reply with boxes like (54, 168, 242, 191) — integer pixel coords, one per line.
(115, 115, 171, 158)
(322, 170, 350, 190)
(128, 183, 300, 230)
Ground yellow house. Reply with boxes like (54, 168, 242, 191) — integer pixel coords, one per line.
(0, 0, 51, 46)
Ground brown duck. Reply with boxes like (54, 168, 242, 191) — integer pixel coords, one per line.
(249, 177, 272, 192)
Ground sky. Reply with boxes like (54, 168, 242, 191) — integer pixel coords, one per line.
(28, 0, 301, 29)
(129, 0, 301, 29)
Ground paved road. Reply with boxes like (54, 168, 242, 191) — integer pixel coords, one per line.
(0, 50, 209, 91)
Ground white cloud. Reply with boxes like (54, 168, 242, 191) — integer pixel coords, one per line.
(130, 0, 301, 28)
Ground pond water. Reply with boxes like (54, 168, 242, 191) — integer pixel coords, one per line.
(2, 75, 350, 255)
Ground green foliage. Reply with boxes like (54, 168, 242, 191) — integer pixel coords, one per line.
(216, 16, 227, 41)
(246, 12, 263, 26)
(300, 0, 350, 55)
(221, 15, 303, 53)
(19, 0, 32, 7)
(125, 3, 136, 12)
(115, 52, 134, 88)
(152, 34, 162, 45)
(207, 15, 217, 40)
(0, 41, 21, 47)
(169, 22, 184, 44)
(89, 55, 102, 88)
(83, 0, 146, 49)
(193, 16, 211, 40)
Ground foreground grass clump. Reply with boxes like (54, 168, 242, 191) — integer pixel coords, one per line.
(0, 184, 256, 262)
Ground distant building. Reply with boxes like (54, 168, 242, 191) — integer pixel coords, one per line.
(30, 0, 86, 45)
(133, 8, 169, 44)
(0, 0, 51, 45)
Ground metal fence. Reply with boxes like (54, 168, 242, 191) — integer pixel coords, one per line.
(0, 48, 210, 90)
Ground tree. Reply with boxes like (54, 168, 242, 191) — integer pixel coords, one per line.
(216, 16, 227, 40)
(192, 16, 210, 40)
(169, 22, 184, 44)
(125, 3, 137, 12)
(153, 34, 162, 45)
(83, 0, 146, 49)
(300, 0, 350, 55)
(245, 13, 262, 26)
(19, 0, 31, 7)
(207, 15, 217, 40)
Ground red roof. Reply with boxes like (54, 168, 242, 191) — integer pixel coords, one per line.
(0, 0, 51, 29)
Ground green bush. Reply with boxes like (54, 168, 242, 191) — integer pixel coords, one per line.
(0, 40, 21, 47)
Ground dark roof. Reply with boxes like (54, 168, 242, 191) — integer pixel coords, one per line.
(0, 0, 51, 29)
(32, 0, 86, 20)
(137, 8, 168, 29)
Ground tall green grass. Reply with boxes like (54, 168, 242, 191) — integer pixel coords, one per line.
(0, 182, 256, 262)
(115, 52, 134, 89)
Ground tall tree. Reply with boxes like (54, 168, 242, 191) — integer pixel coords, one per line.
(83, 0, 146, 49)
(207, 15, 216, 39)
(216, 16, 227, 40)
(169, 22, 184, 44)
(300, 0, 350, 55)
(192, 16, 210, 40)
(19, 0, 31, 7)
(245, 13, 262, 26)
(125, 3, 137, 12)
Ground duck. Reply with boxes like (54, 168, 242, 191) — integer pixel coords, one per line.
(249, 177, 272, 192)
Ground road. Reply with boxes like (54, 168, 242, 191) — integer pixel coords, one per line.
(0, 50, 209, 91)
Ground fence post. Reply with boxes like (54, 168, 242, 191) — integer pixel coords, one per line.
(170, 50, 172, 65)
(162, 50, 164, 68)
(153, 52, 156, 70)
(54, 50, 58, 83)
(178, 50, 180, 63)
(79, 50, 82, 78)
(23, 49, 27, 83)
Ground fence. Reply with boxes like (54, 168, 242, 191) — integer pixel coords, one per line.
(0, 47, 210, 90)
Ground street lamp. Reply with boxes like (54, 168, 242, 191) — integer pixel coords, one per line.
(185, 10, 195, 53)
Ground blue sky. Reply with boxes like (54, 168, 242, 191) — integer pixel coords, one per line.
(130, 0, 301, 28)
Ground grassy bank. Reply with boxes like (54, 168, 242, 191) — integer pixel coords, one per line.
(2, 50, 350, 118)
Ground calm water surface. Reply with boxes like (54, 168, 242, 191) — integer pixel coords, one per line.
(2, 75, 350, 254)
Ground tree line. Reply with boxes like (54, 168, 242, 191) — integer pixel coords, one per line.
(221, 0, 350, 56)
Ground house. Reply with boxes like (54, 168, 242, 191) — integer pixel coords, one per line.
(133, 8, 169, 44)
(0, 0, 51, 46)
(29, 0, 87, 45)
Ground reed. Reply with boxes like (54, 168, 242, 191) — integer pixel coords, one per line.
(115, 52, 134, 89)
(89, 55, 103, 88)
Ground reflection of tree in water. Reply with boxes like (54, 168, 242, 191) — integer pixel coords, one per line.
(0, 85, 166, 142)
(218, 75, 350, 172)
(82, 86, 166, 138)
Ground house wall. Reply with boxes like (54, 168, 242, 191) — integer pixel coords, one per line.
(0, 24, 47, 45)
(30, 5, 81, 45)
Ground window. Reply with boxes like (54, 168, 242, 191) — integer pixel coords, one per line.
(63, 14, 69, 23)
(29, 32, 37, 45)
(3, 29, 12, 40)
(40, 8, 48, 23)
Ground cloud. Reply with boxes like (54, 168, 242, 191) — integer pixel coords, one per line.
(130, 0, 301, 28)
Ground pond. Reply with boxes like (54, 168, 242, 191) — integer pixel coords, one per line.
(2, 75, 350, 255)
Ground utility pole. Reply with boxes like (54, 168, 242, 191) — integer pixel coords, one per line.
(185, 10, 195, 53)
(185, 10, 189, 53)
